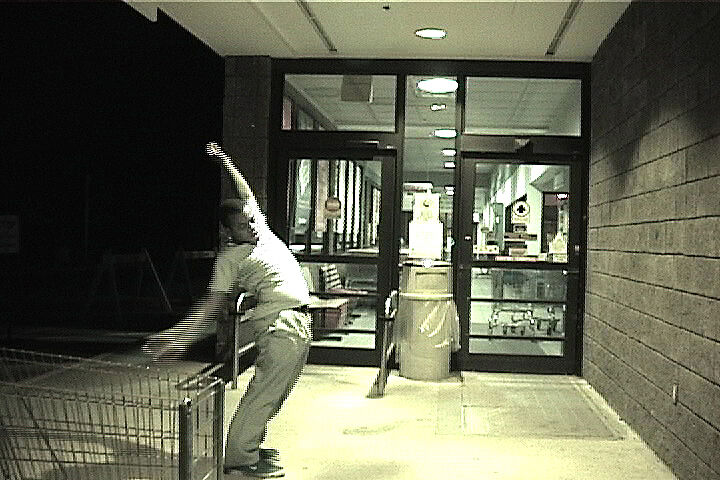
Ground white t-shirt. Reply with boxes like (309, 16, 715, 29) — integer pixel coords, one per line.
(209, 224, 311, 338)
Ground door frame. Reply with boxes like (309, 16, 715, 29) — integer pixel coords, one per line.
(455, 150, 586, 374)
(276, 145, 400, 367)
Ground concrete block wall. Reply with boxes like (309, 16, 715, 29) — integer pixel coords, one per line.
(216, 56, 273, 365)
(222, 56, 273, 210)
(586, 2, 720, 479)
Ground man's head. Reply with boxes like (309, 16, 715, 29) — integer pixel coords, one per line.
(220, 199, 258, 244)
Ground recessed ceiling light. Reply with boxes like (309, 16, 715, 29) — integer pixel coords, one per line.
(430, 103, 447, 111)
(433, 129, 456, 138)
(441, 148, 456, 157)
(417, 78, 458, 94)
(444, 161, 456, 169)
(415, 28, 447, 39)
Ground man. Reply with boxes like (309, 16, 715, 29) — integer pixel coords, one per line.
(144, 142, 312, 478)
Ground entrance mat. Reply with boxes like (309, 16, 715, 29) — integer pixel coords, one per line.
(462, 382, 621, 439)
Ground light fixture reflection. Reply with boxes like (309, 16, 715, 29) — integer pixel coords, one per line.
(433, 129, 457, 138)
(441, 148, 456, 156)
(417, 78, 458, 94)
(430, 103, 447, 111)
(444, 161, 456, 169)
(415, 28, 447, 39)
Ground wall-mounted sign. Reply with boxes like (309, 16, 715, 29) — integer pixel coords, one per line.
(324, 197, 342, 218)
(511, 200, 530, 224)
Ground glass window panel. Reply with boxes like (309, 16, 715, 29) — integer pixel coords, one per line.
(344, 161, 354, 249)
(471, 268, 567, 302)
(297, 109, 314, 130)
(300, 261, 377, 350)
(470, 300, 565, 339)
(336, 161, 346, 238)
(353, 165, 362, 248)
(464, 77, 581, 136)
(473, 162, 570, 262)
(283, 74, 396, 132)
(289, 158, 382, 257)
(315, 160, 330, 234)
(371, 186, 381, 245)
(401, 75, 456, 263)
(291, 159, 312, 245)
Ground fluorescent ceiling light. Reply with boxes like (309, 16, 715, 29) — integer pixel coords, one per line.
(433, 129, 457, 138)
(444, 161, 456, 169)
(441, 148, 456, 157)
(415, 28, 447, 39)
(430, 103, 447, 111)
(417, 78, 458, 94)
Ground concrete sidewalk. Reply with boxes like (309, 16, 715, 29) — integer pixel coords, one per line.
(225, 365, 677, 480)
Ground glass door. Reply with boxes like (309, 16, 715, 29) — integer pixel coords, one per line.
(456, 154, 583, 374)
(285, 151, 397, 367)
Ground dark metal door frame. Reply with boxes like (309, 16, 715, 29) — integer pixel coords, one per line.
(455, 150, 585, 374)
(277, 146, 399, 367)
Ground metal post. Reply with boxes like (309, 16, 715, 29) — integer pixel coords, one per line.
(232, 314, 240, 389)
(213, 381, 226, 480)
(178, 397, 193, 480)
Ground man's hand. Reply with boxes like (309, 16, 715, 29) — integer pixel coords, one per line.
(141, 291, 226, 362)
(206, 142, 225, 164)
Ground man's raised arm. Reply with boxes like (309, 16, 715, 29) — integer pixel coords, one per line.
(206, 142, 260, 215)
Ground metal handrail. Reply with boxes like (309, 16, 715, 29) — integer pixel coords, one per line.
(367, 290, 398, 398)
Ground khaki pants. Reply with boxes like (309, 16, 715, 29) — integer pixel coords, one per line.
(224, 315, 311, 468)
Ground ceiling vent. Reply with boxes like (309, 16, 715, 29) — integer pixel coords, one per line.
(341, 75, 374, 103)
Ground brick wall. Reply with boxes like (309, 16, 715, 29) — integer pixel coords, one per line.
(586, 2, 720, 479)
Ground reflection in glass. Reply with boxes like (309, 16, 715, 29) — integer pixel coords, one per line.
(470, 299, 565, 356)
(469, 267, 566, 356)
(473, 163, 570, 263)
(401, 75, 456, 263)
(291, 159, 312, 246)
(283, 74, 396, 132)
(289, 158, 382, 256)
(471, 268, 567, 301)
(470, 301, 565, 338)
(464, 77, 581, 136)
(300, 261, 377, 350)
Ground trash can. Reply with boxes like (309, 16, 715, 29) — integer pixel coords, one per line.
(396, 261, 459, 381)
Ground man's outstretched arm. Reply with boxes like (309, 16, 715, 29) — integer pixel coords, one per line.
(207, 142, 260, 215)
(142, 291, 227, 360)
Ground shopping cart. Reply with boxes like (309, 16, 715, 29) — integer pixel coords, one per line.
(0, 348, 225, 480)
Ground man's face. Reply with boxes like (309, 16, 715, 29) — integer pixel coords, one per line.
(227, 212, 259, 244)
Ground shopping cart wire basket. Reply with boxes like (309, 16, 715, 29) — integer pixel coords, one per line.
(0, 347, 225, 480)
